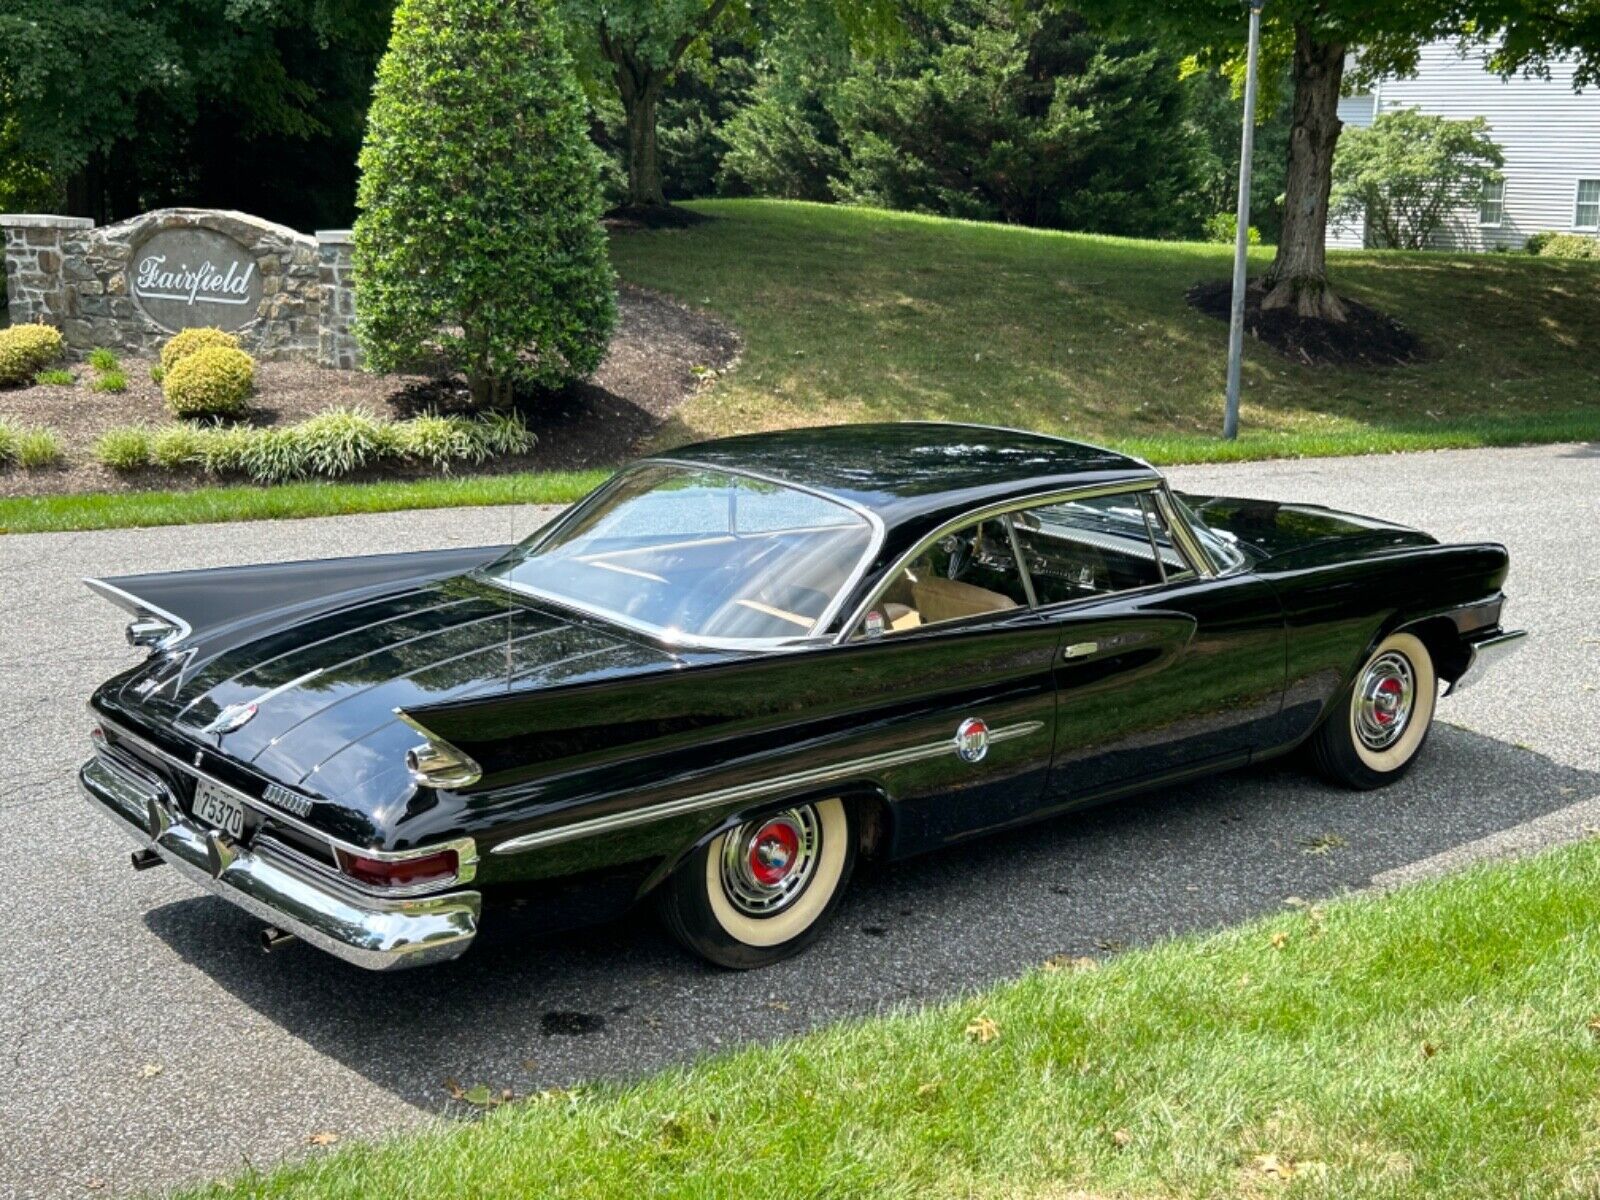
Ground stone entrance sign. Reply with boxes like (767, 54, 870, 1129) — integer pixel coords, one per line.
(130, 226, 264, 333)
(1, 208, 360, 368)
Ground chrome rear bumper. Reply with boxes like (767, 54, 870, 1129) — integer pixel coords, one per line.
(79, 753, 480, 971)
(1447, 628, 1529, 695)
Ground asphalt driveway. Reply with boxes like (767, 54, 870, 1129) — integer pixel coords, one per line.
(0, 443, 1595, 1199)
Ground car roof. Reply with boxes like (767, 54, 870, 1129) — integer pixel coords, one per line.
(655, 423, 1160, 534)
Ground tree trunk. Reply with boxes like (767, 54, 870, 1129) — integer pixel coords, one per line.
(1262, 25, 1346, 321)
(622, 80, 666, 209)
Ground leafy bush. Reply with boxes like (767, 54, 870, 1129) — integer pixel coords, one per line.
(0, 323, 66, 386)
(90, 368, 129, 393)
(93, 426, 154, 471)
(34, 367, 74, 386)
(1330, 110, 1504, 250)
(1535, 233, 1600, 260)
(150, 364, 165, 384)
(87, 348, 119, 372)
(1202, 212, 1261, 245)
(159, 328, 240, 373)
(354, 0, 616, 406)
(97, 409, 535, 482)
(162, 345, 256, 417)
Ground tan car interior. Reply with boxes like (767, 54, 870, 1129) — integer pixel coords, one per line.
(875, 554, 1021, 632)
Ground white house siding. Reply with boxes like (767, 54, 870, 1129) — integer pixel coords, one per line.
(1330, 41, 1600, 251)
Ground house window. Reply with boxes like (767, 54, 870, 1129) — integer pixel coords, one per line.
(1479, 179, 1505, 226)
(1577, 180, 1600, 230)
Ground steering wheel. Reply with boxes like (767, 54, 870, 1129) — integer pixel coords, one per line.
(943, 529, 974, 580)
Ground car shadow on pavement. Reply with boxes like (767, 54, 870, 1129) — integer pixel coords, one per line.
(144, 722, 1600, 1115)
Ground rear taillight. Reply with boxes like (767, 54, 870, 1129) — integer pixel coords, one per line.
(336, 846, 459, 890)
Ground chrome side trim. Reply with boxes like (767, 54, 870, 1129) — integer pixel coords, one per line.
(491, 719, 1045, 856)
(81, 756, 480, 971)
(93, 713, 478, 886)
(1445, 628, 1528, 696)
(84, 577, 193, 649)
(835, 479, 1165, 641)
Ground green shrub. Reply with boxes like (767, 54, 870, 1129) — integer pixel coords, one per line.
(395, 412, 486, 469)
(0, 323, 66, 386)
(1524, 231, 1555, 255)
(0, 422, 14, 462)
(92, 409, 527, 483)
(1202, 212, 1261, 245)
(87, 348, 120, 372)
(150, 424, 207, 470)
(94, 426, 154, 471)
(354, 0, 616, 406)
(90, 368, 129, 393)
(14, 426, 62, 468)
(159, 328, 240, 373)
(162, 345, 256, 417)
(34, 367, 74, 386)
(150, 364, 165, 384)
(1536, 233, 1600, 260)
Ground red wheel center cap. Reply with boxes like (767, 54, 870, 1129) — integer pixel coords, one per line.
(1373, 677, 1403, 723)
(749, 822, 800, 886)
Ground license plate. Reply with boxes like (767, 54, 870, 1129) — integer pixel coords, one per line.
(191, 778, 247, 840)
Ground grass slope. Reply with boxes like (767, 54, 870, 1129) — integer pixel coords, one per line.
(5, 199, 1595, 534)
(187, 839, 1600, 1199)
(615, 199, 1600, 448)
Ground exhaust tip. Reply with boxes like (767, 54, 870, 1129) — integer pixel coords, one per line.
(259, 926, 297, 952)
(130, 848, 165, 872)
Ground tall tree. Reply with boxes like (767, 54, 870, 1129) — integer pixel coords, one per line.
(559, 0, 915, 211)
(0, 0, 390, 225)
(1074, 1, 1600, 320)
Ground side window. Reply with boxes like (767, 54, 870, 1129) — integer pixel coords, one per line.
(858, 517, 1029, 637)
(1010, 493, 1181, 605)
(1141, 495, 1199, 582)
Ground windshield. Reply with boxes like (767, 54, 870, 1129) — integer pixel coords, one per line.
(483, 465, 875, 643)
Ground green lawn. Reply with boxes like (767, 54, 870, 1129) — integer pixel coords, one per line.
(614, 200, 1600, 449)
(186, 838, 1600, 1199)
(4, 199, 1596, 534)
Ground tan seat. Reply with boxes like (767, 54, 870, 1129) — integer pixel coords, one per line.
(883, 602, 922, 631)
(911, 577, 1019, 624)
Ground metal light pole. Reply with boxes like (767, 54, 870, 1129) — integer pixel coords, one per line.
(1223, 0, 1265, 441)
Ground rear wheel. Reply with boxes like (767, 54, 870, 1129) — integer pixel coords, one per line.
(658, 798, 855, 969)
(1311, 631, 1437, 789)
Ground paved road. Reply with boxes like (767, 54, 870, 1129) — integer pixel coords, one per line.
(1, 444, 1595, 1199)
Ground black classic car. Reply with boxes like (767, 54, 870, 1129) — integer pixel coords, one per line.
(81, 424, 1524, 971)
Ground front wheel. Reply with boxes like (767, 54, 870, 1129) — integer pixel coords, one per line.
(1310, 631, 1437, 790)
(658, 798, 855, 969)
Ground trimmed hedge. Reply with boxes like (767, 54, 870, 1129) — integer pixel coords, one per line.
(94, 407, 535, 483)
(0, 324, 65, 387)
(159, 328, 240, 373)
(163, 345, 256, 417)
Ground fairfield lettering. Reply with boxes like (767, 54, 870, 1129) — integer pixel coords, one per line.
(134, 255, 256, 306)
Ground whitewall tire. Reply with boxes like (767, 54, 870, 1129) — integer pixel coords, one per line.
(1311, 631, 1437, 789)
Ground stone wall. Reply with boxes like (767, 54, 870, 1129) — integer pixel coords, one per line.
(0, 208, 362, 368)
(2, 215, 95, 329)
(316, 230, 362, 370)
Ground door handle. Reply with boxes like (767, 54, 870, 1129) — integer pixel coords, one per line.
(1061, 641, 1099, 660)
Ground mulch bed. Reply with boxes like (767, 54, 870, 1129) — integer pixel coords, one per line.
(1186, 279, 1424, 367)
(0, 283, 739, 498)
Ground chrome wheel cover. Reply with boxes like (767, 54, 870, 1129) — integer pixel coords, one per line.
(1354, 650, 1416, 750)
(719, 807, 821, 917)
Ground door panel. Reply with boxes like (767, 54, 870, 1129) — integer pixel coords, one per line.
(1044, 574, 1287, 801)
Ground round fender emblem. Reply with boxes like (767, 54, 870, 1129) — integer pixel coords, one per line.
(954, 717, 990, 764)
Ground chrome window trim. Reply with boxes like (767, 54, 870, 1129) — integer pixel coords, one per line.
(835, 478, 1185, 642)
(1154, 486, 1226, 577)
(92, 712, 478, 886)
(1002, 514, 1039, 608)
(478, 459, 885, 652)
(491, 719, 1044, 855)
(83, 577, 193, 648)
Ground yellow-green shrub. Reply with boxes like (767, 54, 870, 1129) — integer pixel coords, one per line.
(162, 345, 256, 418)
(0, 324, 65, 386)
(159, 327, 241, 373)
(1536, 233, 1600, 260)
